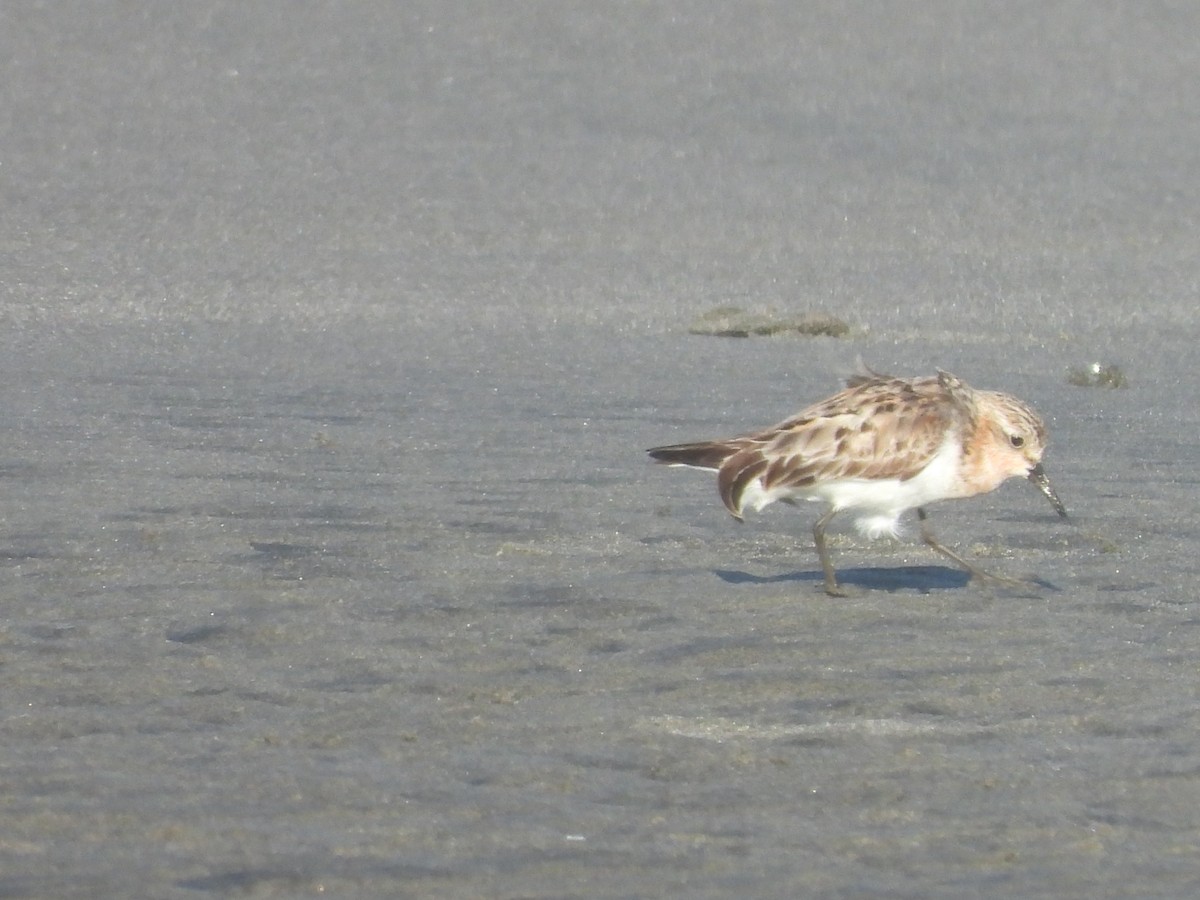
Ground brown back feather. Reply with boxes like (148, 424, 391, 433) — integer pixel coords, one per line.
(718, 372, 973, 513)
(651, 370, 979, 520)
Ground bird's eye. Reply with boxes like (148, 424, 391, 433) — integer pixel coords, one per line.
(1009, 434, 1025, 449)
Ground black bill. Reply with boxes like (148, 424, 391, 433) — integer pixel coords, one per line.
(1027, 463, 1068, 518)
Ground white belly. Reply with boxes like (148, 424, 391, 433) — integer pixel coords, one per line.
(741, 436, 964, 539)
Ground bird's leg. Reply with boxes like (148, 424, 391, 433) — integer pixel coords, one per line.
(916, 508, 1030, 588)
(813, 507, 846, 597)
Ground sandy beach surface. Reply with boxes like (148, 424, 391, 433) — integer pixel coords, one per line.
(4, 3, 1200, 897)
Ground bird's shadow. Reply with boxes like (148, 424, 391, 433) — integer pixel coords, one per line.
(714, 565, 1059, 595)
(715, 565, 970, 593)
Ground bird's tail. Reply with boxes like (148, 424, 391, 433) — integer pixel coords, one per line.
(647, 441, 738, 471)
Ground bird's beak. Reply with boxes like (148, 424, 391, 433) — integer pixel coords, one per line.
(1027, 463, 1068, 518)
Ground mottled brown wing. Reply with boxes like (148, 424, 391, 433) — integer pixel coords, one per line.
(717, 374, 967, 513)
(715, 446, 772, 517)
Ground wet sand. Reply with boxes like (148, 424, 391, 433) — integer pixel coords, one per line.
(4, 4, 1200, 897)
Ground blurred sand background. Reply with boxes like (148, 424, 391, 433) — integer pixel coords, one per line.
(3, 3, 1200, 897)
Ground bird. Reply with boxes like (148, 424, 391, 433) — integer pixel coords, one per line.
(647, 367, 1068, 596)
